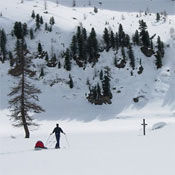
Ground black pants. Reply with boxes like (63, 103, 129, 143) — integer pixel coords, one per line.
(55, 134, 60, 149)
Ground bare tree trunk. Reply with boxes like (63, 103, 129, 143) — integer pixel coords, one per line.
(21, 75, 30, 138)
(21, 47, 30, 138)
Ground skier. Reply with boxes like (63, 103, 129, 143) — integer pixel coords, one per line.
(50, 124, 65, 149)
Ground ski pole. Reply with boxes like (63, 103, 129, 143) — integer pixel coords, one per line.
(46, 134, 56, 148)
(45, 135, 51, 146)
(64, 134, 70, 148)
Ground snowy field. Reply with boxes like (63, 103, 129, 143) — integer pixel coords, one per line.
(1, 109, 175, 175)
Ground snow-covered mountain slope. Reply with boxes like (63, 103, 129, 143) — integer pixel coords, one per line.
(1, 1, 175, 175)
(0, 0, 175, 122)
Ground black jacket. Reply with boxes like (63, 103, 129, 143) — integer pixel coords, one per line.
(52, 127, 64, 136)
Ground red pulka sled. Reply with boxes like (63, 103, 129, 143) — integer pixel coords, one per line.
(34, 141, 47, 150)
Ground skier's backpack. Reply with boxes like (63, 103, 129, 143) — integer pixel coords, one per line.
(35, 141, 47, 150)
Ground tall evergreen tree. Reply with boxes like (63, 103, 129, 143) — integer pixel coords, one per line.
(45, 52, 49, 62)
(29, 28, 34, 40)
(87, 28, 99, 63)
(40, 16, 44, 24)
(133, 30, 140, 45)
(142, 31, 150, 48)
(121, 46, 126, 61)
(64, 49, 71, 71)
(14, 39, 21, 64)
(102, 68, 112, 99)
(45, 23, 48, 31)
(76, 26, 81, 40)
(76, 26, 87, 62)
(39, 67, 44, 77)
(70, 35, 77, 59)
(115, 33, 119, 50)
(150, 40, 154, 50)
(9, 51, 14, 67)
(99, 70, 103, 80)
(94, 6, 98, 13)
(155, 51, 162, 69)
(49, 17, 55, 25)
(35, 14, 40, 29)
(128, 45, 135, 70)
(139, 20, 147, 31)
(82, 28, 88, 63)
(58, 61, 61, 69)
(123, 34, 130, 47)
(91, 86, 97, 101)
(96, 83, 102, 99)
(23, 23, 28, 37)
(156, 13, 160, 22)
(8, 39, 44, 138)
(48, 26, 52, 32)
(110, 30, 115, 49)
(157, 36, 164, 57)
(139, 20, 150, 47)
(14, 22, 23, 39)
(103, 28, 110, 51)
(118, 24, 125, 47)
(47, 53, 57, 67)
(31, 10, 35, 19)
(0, 29, 7, 62)
(38, 42, 42, 53)
(77, 31, 84, 60)
(82, 28, 87, 40)
(69, 74, 74, 88)
(51, 54, 57, 65)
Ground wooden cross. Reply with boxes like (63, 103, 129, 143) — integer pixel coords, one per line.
(141, 119, 147, 136)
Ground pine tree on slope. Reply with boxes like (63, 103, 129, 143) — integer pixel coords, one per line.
(8, 39, 44, 138)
